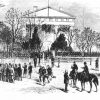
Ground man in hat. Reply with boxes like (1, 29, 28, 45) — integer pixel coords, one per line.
(28, 63, 32, 79)
(64, 70, 69, 92)
(83, 62, 89, 79)
(71, 61, 78, 75)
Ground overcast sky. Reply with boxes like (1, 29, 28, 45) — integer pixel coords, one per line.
(1, 0, 100, 14)
(1, 0, 100, 26)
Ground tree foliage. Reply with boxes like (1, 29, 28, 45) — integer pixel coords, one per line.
(0, 26, 12, 45)
(57, 25, 76, 47)
(22, 26, 41, 52)
(51, 34, 73, 51)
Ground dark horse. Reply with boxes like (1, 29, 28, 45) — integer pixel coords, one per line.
(69, 70, 77, 87)
(76, 72, 99, 93)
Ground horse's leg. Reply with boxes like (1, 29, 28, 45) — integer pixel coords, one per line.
(81, 82, 83, 91)
(83, 82, 85, 90)
(42, 76, 45, 86)
(73, 79, 76, 87)
(73, 79, 75, 87)
(72, 79, 74, 87)
(47, 76, 50, 83)
(89, 82, 92, 93)
(94, 82, 97, 92)
(39, 75, 41, 82)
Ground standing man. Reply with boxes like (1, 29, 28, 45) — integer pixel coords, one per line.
(58, 58, 60, 68)
(64, 70, 69, 92)
(95, 58, 99, 69)
(34, 56, 37, 68)
(51, 56, 55, 67)
(23, 63, 27, 78)
(28, 63, 32, 79)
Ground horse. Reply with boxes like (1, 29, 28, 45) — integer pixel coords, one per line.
(69, 70, 77, 87)
(76, 72, 99, 93)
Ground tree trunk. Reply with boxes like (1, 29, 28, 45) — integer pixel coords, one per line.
(11, 26, 14, 58)
(7, 44, 9, 58)
(90, 48, 92, 65)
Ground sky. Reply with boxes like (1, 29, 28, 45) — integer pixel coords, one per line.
(1, 0, 100, 14)
(0, 0, 100, 19)
(1, 0, 100, 30)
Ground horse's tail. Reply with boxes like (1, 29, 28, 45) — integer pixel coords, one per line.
(93, 75, 99, 85)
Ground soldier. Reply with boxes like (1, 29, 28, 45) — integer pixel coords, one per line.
(95, 58, 99, 69)
(71, 61, 78, 73)
(28, 63, 32, 79)
(17, 64, 22, 81)
(23, 63, 27, 78)
(64, 70, 69, 92)
(83, 62, 89, 79)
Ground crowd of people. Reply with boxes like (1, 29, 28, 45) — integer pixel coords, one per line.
(0, 58, 98, 92)
(0, 62, 33, 83)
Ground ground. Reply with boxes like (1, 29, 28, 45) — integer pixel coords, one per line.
(0, 58, 100, 100)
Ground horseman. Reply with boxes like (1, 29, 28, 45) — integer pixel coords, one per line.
(82, 62, 89, 79)
(71, 61, 78, 75)
(70, 61, 78, 87)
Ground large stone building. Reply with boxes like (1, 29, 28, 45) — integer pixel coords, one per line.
(23, 6, 76, 50)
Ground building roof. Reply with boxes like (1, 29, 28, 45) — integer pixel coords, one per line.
(24, 6, 76, 19)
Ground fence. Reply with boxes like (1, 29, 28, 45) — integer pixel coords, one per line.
(56, 51, 100, 57)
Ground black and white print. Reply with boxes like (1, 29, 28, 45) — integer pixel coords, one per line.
(0, 0, 100, 100)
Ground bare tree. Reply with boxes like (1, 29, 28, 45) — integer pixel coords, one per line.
(75, 27, 97, 57)
(75, 32, 88, 56)
(5, 8, 25, 56)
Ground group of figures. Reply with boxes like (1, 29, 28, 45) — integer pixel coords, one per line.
(0, 59, 99, 93)
(0, 61, 53, 86)
(38, 65, 53, 86)
(0, 62, 33, 83)
(64, 61, 99, 93)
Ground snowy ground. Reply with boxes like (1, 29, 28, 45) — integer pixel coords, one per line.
(0, 58, 100, 100)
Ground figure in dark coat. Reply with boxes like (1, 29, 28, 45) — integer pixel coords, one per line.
(17, 64, 22, 81)
(82, 62, 89, 80)
(34, 56, 37, 67)
(51, 56, 55, 67)
(47, 65, 52, 76)
(83, 62, 89, 75)
(28, 63, 32, 79)
(64, 70, 69, 92)
(71, 61, 78, 73)
(23, 63, 27, 77)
